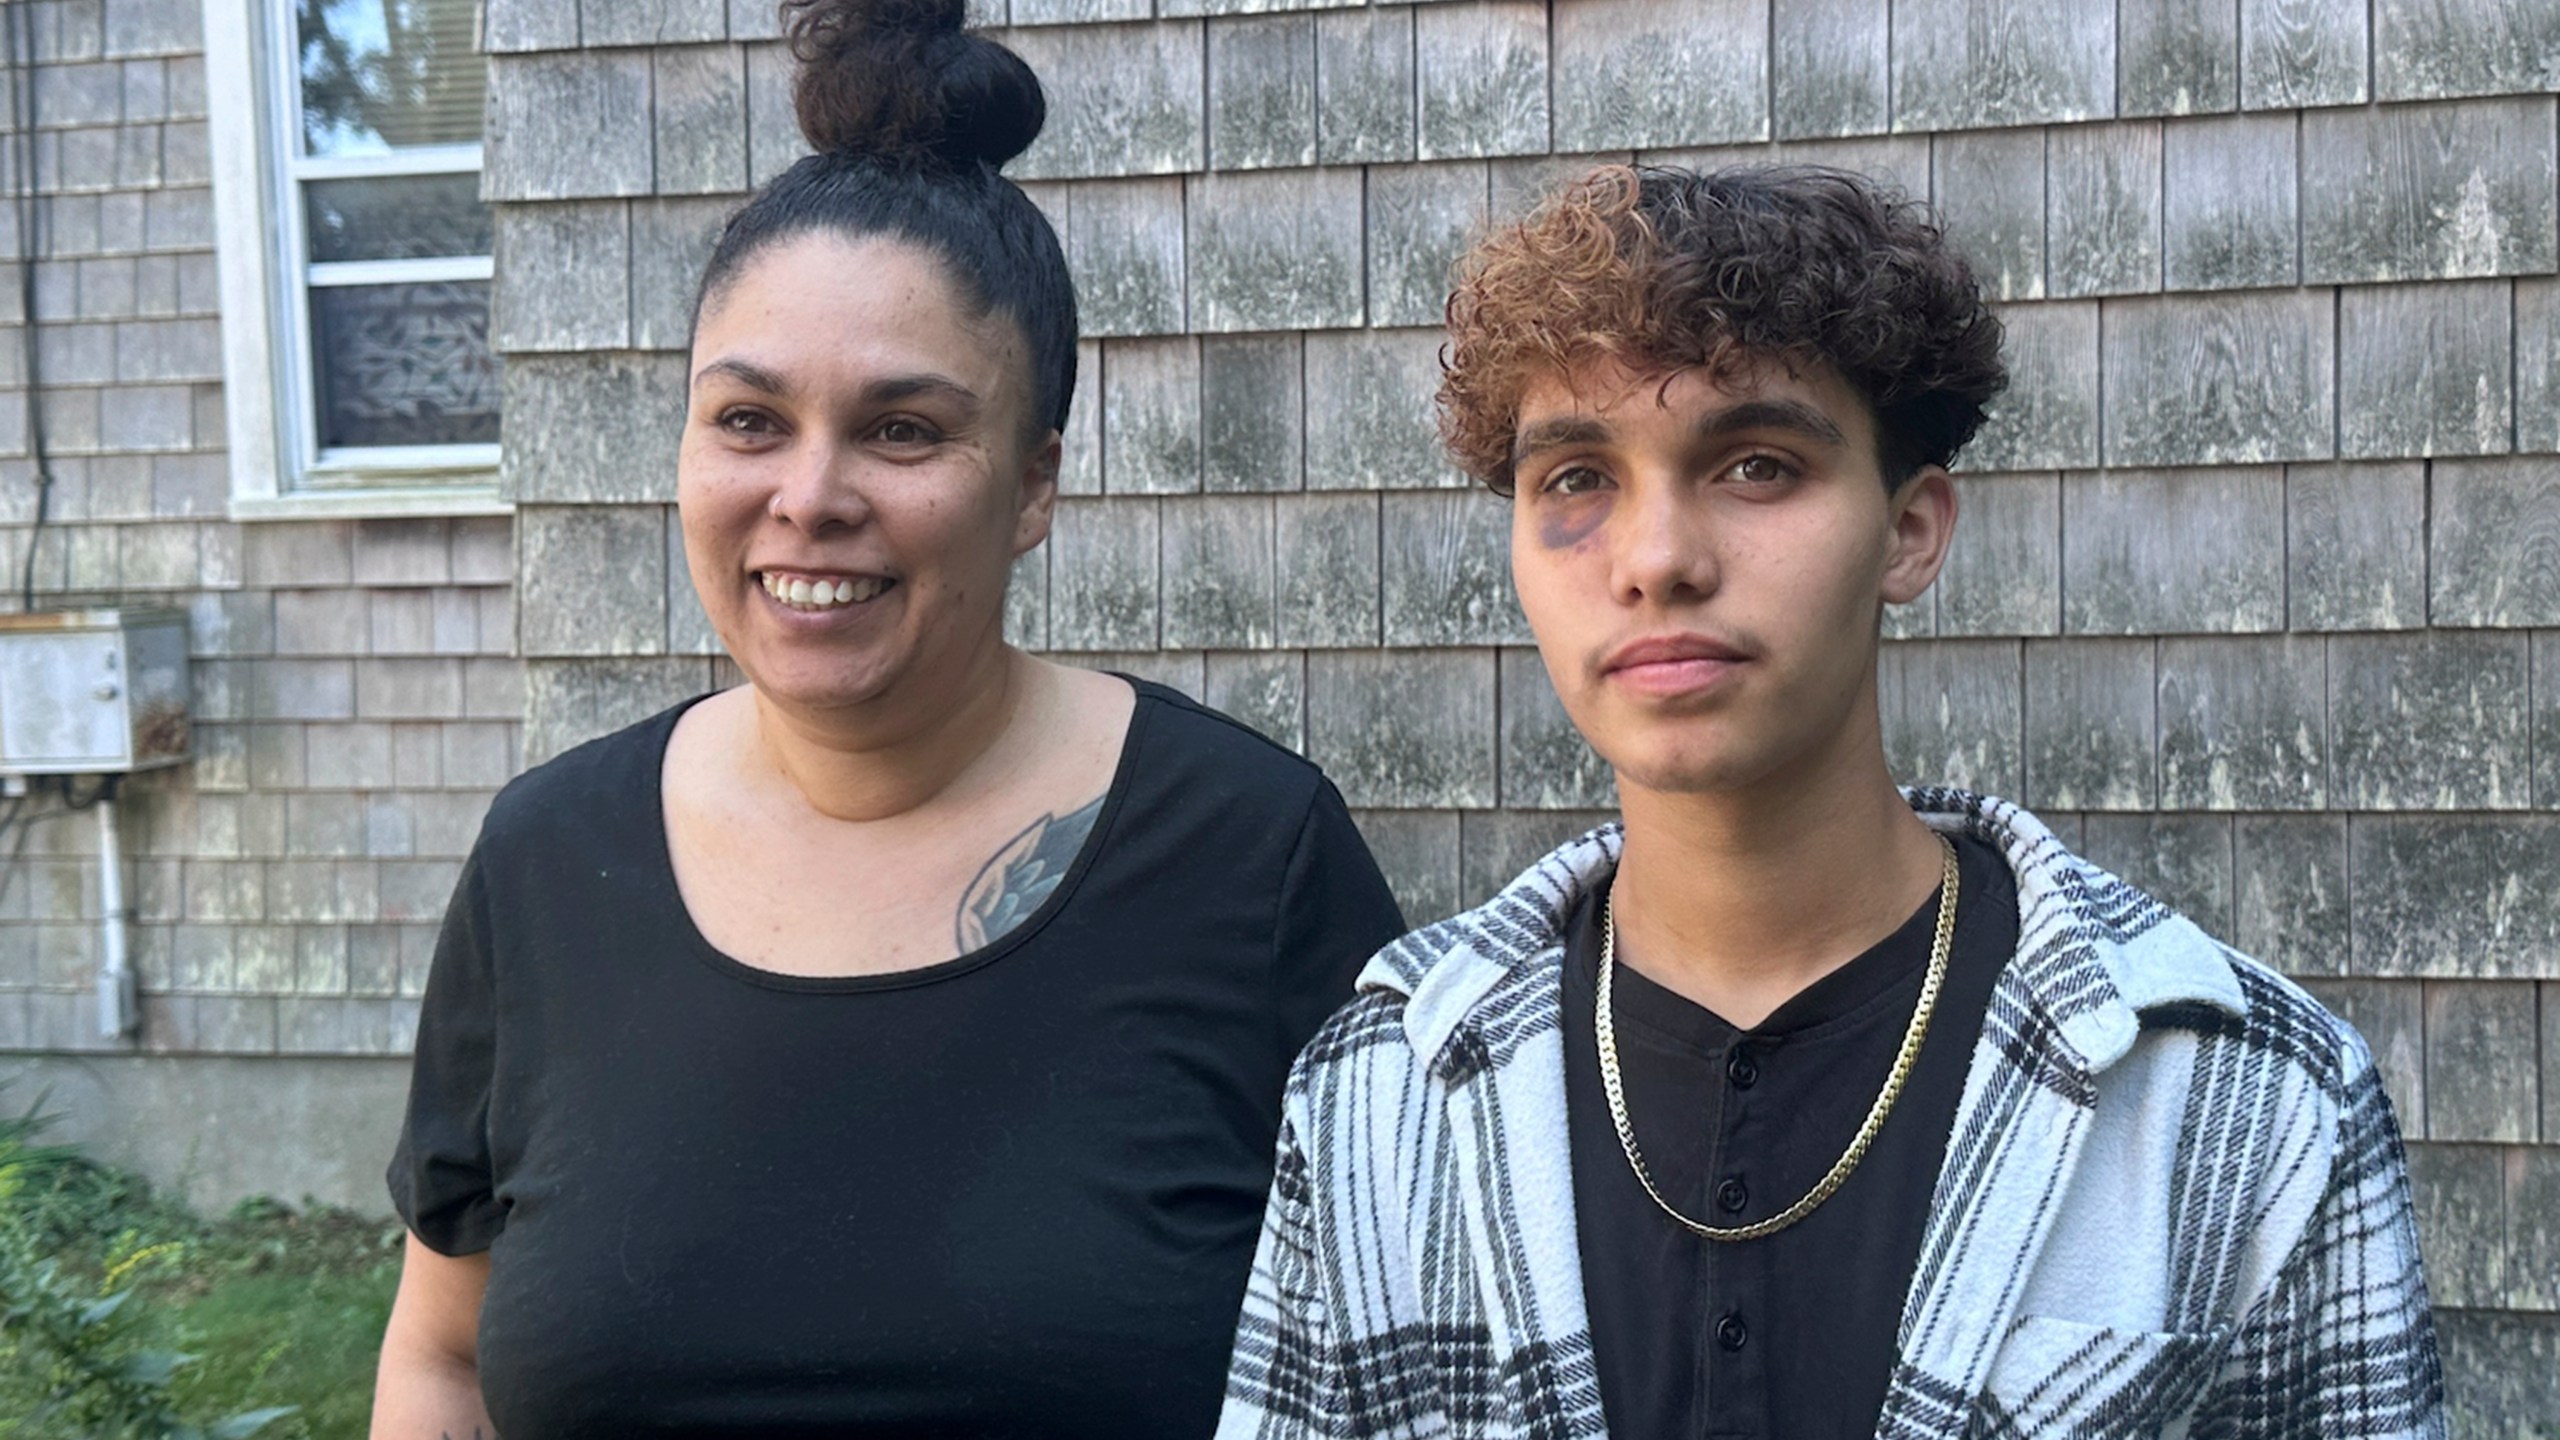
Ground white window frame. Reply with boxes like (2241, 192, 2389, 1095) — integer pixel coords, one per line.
(203, 0, 508, 520)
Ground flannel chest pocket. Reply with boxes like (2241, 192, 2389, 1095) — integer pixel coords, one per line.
(1966, 1314, 2228, 1438)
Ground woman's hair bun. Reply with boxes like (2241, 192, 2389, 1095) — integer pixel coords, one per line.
(785, 0, 1047, 171)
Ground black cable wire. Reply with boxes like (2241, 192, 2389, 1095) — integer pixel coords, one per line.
(6, 0, 51, 612)
(58, 771, 116, 810)
(0, 782, 49, 910)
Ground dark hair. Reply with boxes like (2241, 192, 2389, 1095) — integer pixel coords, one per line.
(1440, 164, 2007, 493)
(692, 0, 1077, 437)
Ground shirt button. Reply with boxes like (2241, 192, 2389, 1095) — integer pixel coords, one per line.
(1726, 1049, 1759, 1088)
(1716, 1177, 1749, 1214)
(1717, 1313, 1748, 1351)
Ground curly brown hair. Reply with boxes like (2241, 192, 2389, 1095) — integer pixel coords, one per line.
(1439, 164, 2008, 494)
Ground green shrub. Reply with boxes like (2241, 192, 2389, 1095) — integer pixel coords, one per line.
(0, 1097, 299, 1440)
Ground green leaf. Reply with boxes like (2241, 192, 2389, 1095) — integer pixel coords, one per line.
(78, 1292, 132, 1327)
(210, 1406, 300, 1439)
(118, 1347, 193, 1385)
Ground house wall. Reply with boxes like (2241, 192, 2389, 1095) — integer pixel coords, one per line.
(0, 0, 2548, 1429)
(477, 2, 2559, 1429)
(0, 0, 517, 1208)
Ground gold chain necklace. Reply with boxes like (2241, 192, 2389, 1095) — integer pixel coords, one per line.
(1596, 834, 1958, 1242)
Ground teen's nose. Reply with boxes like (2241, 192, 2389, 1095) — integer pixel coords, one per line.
(1610, 478, 1720, 605)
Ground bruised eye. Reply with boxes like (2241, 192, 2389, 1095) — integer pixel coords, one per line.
(1543, 464, 1610, 497)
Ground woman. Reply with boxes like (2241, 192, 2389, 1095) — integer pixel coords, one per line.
(368, 3, 1404, 1433)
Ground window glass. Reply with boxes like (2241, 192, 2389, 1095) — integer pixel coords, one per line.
(296, 0, 486, 158)
(308, 281, 501, 448)
(305, 174, 491, 262)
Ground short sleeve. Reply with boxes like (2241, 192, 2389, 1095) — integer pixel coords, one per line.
(387, 845, 507, 1255)
(1269, 778, 1406, 1063)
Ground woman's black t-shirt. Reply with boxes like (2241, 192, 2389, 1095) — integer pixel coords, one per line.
(388, 682, 1406, 1438)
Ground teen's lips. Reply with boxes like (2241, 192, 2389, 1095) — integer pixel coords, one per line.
(1600, 633, 1752, 697)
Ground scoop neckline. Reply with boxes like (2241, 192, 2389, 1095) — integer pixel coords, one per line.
(646, 679, 1156, 994)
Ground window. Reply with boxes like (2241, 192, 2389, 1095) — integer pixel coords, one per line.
(208, 0, 505, 517)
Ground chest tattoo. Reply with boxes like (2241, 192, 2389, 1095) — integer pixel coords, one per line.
(953, 794, 1106, 951)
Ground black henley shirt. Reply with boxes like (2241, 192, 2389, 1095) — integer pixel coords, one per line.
(1560, 832, 2018, 1440)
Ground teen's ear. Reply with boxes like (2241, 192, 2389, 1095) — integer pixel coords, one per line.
(1880, 465, 1957, 606)
(1011, 429, 1063, 557)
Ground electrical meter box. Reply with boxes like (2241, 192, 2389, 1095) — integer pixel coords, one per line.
(0, 609, 191, 775)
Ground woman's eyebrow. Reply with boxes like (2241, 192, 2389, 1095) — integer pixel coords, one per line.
(690, 363, 985, 416)
(862, 374, 982, 412)
(693, 357, 790, 395)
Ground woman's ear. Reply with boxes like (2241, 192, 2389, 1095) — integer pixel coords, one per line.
(1011, 430, 1063, 557)
(1880, 465, 1958, 606)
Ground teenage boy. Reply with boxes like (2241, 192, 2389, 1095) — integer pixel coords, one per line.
(1219, 165, 2443, 1440)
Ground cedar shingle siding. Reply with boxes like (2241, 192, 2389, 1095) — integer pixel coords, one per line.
(0, 0, 2551, 1428)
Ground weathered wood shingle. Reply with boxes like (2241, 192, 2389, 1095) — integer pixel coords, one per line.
(1497, 647, 1613, 809)
(484, 52, 655, 201)
(2061, 465, 2286, 633)
(1207, 15, 1316, 171)
(1068, 177, 1186, 337)
(2300, 98, 2558, 284)
(2340, 282, 2514, 459)
(2157, 634, 2328, 810)
(2161, 112, 2298, 290)
(2021, 636, 2155, 810)
(1200, 334, 1304, 493)
(1160, 494, 1276, 648)
(1379, 490, 1524, 646)
(1415, 3, 1549, 160)
(2352, 817, 2560, 976)
(1100, 336, 1202, 495)
(1308, 648, 1498, 808)
(2101, 291, 2333, 466)
(2286, 462, 2430, 631)
(2235, 816, 2350, 974)
(1046, 496, 1160, 651)
(2239, 0, 2368, 108)
(1963, 301, 2098, 470)
(1890, 0, 2114, 130)
(1550, 0, 1767, 152)
(1931, 128, 2047, 302)
(1303, 328, 1457, 489)
(2047, 122, 2161, 297)
(1773, 0, 1891, 139)
(1273, 493, 1381, 648)
(1314, 7, 1417, 165)
(1878, 638, 2023, 797)
(1002, 22, 1205, 180)
(652, 46, 748, 196)
(1367, 162, 1489, 329)
(2427, 457, 2560, 627)
(2329, 633, 2531, 810)
(2373, 0, 2560, 102)
(2118, 0, 2239, 117)
(1187, 168, 1365, 332)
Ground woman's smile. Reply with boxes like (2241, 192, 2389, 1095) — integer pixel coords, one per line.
(755, 570, 899, 611)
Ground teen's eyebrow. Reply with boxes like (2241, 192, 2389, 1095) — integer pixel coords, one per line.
(1508, 417, 1611, 473)
(1694, 399, 1848, 449)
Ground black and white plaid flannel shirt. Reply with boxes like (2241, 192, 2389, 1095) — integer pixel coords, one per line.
(1220, 790, 2445, 1439)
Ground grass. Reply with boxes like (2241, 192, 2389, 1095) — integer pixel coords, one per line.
(0, 1103, 398, 1440)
